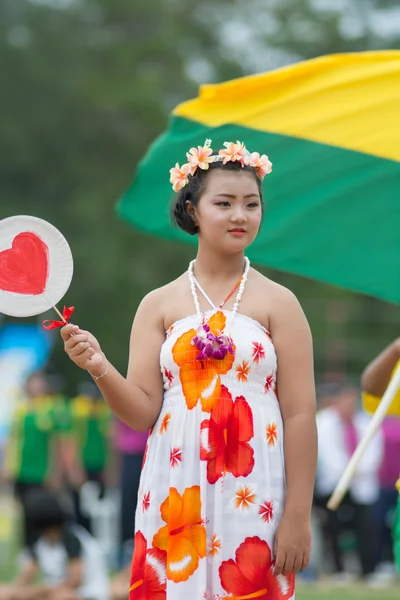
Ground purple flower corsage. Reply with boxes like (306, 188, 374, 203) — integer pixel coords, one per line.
(191, 323, 234, 361)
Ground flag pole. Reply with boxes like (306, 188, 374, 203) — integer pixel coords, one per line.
(327, 364, 400, 511)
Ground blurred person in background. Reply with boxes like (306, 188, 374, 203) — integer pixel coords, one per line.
(299, 382, 350, 582)
(113, 419, 147, 568)
(69, 381, 112, 534)
(105, 421, 148, 600)
(362, 338, 400, 581)
(315, 382, 383, 583)
(315, 382, 343, 413)
(0, 488, 110, 600)
(3, 371, 71, 551)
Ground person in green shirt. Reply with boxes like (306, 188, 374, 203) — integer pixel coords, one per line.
(4, 370, 69, 549)
(69, 382, 111, 533)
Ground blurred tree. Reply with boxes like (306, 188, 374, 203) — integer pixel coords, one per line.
(0, 0, 248, 392)
(205, 0, 400, 73)
(0, 0, 398, 392)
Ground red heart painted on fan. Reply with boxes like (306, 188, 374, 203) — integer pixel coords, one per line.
(0, 231, 49, 295)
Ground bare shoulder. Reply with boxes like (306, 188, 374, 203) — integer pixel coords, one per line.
(133, 273, 189, 329)
(134, 287, 164, 318)
(248, 269, 308, 332)
(251, 269, 303, 309)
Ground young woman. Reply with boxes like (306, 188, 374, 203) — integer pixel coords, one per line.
(61, 140, 317, 599)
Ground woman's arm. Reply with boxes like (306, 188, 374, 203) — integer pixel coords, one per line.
(271, 288, 317, 516)
(62, 289, 166, 432)
(361, 339, 400, 397)
(270, 287, 317, 575)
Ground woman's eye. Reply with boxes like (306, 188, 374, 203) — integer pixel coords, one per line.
(247, 202, 260, 208)
(215, 202, 230, 207)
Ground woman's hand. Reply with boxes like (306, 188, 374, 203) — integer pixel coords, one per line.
(60, 324, 106, 378)
(273, 511, 311, 576)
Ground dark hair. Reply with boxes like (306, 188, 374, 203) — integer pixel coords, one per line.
(171, 158, 263, 235)
(24, 489, 70, 531)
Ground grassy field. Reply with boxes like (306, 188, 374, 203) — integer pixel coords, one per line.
(296, 583, 399, 600)
(0, 563, 399, 599)
(1, 493, 399, 598)
(1, 576, 398, 599)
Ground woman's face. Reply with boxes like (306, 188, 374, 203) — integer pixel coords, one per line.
(189, 169, 263, 253)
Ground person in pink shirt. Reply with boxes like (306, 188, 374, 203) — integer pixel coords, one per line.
(373, 418, 400, 570)
(315, 383, 383, 581)
(361, 339, 400, 578)
(113, 419, 148, 567)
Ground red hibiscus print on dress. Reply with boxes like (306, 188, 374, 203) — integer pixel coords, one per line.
(252, 342, 265, 363)
(219, 536, 294, 600)
(163, 367, 174, 388)
(264, 373, 274, 393)
(259, 501, 274, 523)
(129, 531, 167, 599)
(200, 385, 254, 484)
(142, 492, 151, 512)
(170, 447, 183, 468)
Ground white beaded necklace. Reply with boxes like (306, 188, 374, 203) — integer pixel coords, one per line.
(188, 257, 250, 325)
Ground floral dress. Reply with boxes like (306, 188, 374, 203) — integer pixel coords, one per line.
(129, 275, 294, 600)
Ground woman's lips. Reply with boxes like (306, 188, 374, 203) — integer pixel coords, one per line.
(228, 228, 246, 236)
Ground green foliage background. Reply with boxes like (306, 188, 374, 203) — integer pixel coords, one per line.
(1, 0, 399, 394)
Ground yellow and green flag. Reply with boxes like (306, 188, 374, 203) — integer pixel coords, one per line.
(117, 50, 400, 303)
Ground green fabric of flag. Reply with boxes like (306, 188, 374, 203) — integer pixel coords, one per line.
(117, 50, 400, 303)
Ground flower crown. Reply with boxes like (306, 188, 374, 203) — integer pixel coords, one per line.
(169, 139, 272, 193)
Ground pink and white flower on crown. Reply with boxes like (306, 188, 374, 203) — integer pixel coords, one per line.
(169, 162, 190, 192)
(219, 141, 248, 166)
(250, 152, 273, 179)
(186, 142, 215, 174)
